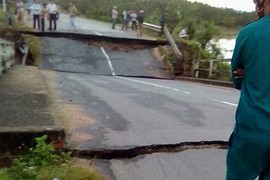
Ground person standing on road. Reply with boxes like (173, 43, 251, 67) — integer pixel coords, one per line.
(16, 0, 25, 23)
(46, 0, 58, 31)
(121, 9, 128, 30)
(30, 0, 41, 30)
(68, 2, 78, 32)
(130, 10, 137, 30)
(137, 10, 144, 36)
(40, 3, 47, 32)
(111, 6, 118, 29)
(226, 0, 270, 179)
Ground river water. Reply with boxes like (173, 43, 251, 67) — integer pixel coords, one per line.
(217, 39, 236, 60)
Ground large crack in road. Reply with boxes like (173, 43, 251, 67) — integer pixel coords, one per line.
(71, 141, 227, 160)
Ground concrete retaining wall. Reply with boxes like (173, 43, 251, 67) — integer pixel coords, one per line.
(0, 38, 15, 77)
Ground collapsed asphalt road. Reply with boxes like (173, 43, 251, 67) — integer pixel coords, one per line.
(25, 30, 237, 179)
(38, 35, 171, 79)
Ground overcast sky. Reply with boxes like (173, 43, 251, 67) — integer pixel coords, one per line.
(187, 0, 255, 12)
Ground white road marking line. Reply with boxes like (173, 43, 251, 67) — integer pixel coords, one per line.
(97, 32, 189, 94)
(100, 47, 116, 76)
(116, 76, 190, 94)
(93, 31, 116, 75)
(208, 97, 237, 107)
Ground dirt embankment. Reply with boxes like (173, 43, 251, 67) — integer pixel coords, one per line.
(0, 29, 37, 66)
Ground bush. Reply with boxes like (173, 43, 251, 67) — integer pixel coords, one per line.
(8, 135, 70, 180)
(216, 62, 231, 81)
(1, 135, 105, 180)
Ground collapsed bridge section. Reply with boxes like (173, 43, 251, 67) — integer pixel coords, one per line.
(23, 31, 172, 79)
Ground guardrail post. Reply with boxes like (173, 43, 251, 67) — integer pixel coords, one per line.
(192, 60, 200, 78)
(209, 59, 214, 78)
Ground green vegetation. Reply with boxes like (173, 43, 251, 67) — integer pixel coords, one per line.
(216, 62, 231, 81)
(0, 135, 105, 180)
(2, 0, 239, 79)
(56, 0, 255, 39)
(158, 46, 175, 75)
(54, 0, 251, 81)
(24, 35, 41, 66)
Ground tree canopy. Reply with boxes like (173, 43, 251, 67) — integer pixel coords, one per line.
(55, 0, 255, 29)
(55, 0, 255, 49)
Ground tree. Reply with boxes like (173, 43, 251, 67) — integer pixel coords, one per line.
(165, 1, 181, 33)
(195, 21, 219, 49)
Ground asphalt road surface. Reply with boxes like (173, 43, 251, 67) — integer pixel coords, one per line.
(33, 13, 239, 179)
(44, 72, 237, 149)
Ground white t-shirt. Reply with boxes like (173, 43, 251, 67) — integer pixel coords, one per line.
(30, 3, 41, 15)
(130, 12, 137, 21)
(122, 10, 127, 20)
(46, 3, 58, 14)
(112, 9, 118, 19)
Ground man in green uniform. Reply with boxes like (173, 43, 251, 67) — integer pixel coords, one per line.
(227, 0, 270, 179)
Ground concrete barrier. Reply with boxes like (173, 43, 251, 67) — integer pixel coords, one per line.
(0, 39, 15, 77)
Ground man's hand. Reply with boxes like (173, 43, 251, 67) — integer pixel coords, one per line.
(233, 69, 244, 79)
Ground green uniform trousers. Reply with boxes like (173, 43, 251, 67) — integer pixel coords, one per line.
(226, 133, 270, 180)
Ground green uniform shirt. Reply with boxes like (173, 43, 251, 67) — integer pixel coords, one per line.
(232, 12, 270, 145)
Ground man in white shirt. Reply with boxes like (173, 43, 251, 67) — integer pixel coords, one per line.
(130, 10, 137, 30)
(121, 9, 128, 30)
(111, 6, 118, 29)
(46, 0, 58, 31)
(30, 0, 41, 30)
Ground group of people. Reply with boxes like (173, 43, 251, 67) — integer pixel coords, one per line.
(111, 6, 145, 36)
(12, 0, 78, 32)
(14, 0, 59, 31)
(31, 0, 58, 32)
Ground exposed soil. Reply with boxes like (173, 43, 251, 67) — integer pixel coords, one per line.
(0, 29, 35, 65)
(41, 70, 96, 148)
(80, 39, 165, 52)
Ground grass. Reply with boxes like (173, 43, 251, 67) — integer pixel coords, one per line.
(0, 132, 106, 180)
(23, 34, 41, 66)
(158, 45, 175, 74)
(37, 166, 105, 180)
(0, 166, 105, 180)
(0, 169, 10, 180)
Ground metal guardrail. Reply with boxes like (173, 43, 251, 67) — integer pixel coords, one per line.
(0, 39, 15, 77)
(142, 22, 162, 32)
(193, 59, 230, 78)
(142, 22, 183, 59)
